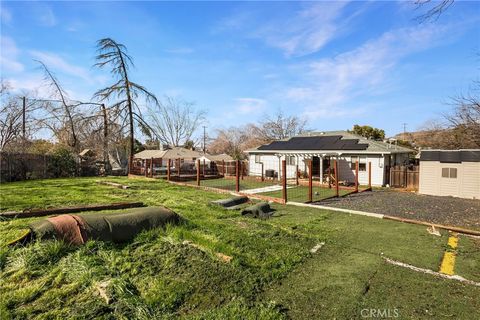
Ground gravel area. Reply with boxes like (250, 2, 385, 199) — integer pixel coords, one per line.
(318, 189, 480, 230)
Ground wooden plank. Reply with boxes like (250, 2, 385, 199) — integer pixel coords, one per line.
(0, 202, 145, 219)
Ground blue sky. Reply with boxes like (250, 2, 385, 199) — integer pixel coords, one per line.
(1, 1, 479, 139)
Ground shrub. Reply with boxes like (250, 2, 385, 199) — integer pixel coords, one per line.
(48, 148, 77, 178)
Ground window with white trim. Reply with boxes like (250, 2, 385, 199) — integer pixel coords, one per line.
(441, 168, 457, 178)
(286, 155, 296, 166)
(350, 156, 366, 171)
(255, 155, 261, 163)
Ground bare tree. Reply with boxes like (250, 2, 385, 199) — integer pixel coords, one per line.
(93, 38, 158, 160)
(444, 87, 480, 148)
(254, 110, 309, 141)
(36, 60, 81, 150)
(0, 83, 23, 151)
(208, 125, 265, 159)
(148, 96, 205, 147)
(415, 0, 454, 23)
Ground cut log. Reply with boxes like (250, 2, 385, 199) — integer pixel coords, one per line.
(0, 202, 145, 219)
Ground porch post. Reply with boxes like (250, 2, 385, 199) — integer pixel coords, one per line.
(308, 159, 313, 202)
(368, 162, 372, 190)
(177, 158, 181, 178)
(334, 159, 339, 197)
(319, 155, 323, 185)
(282, 160, 287, 203)
(355, 161, 359, 192)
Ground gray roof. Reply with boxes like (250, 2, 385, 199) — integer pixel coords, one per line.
(134, 147, 204, 160)
(247, 131, 413, 154)
(420, 149, 480, 163)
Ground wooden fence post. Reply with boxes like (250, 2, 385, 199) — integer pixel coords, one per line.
(308, 159, 313, 202)
(282, 160, 287, 203)
(145, 159, 148, 177)
(150, 157, 154, 178)
(355, 161, 359, 193)
(370, 162, 373, 188)
(222, 160, 225, 176)
(241, 161, 244, 180)
(334, 160, 339, 197)
(167, 159, 171, 181)
(177, 158, 181, 178)
(261, 162, 264, 181)
(296, 164, 299, 186)
(235, 160, 240, 192)
(197, 159, 200, 186)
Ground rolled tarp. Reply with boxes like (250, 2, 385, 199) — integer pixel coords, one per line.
(210, 196, 249, 209)
(241, 202, 273, 219)
(27, 206, 181, 245)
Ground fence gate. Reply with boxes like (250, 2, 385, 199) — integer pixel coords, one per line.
(389, 165, 419, 190)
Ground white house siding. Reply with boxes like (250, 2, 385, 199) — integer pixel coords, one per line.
(419, 161, 480, 199)
(248, 153, 387, 186)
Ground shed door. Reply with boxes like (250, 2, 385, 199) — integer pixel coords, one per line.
(439, 165, 460, 197)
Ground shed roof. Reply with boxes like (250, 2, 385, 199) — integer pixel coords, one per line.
(420, 150, 480, 163)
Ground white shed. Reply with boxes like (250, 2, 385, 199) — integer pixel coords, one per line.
(419, 150, 480, 200)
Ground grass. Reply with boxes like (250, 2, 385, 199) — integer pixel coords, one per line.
(183, 177, 277, 192)
(0, 177, 479, 319)
(259, 185, 352, 202)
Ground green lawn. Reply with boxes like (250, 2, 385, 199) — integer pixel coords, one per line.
(183, 177, 278, 192)
(258, 185, 352, 202)
(0, 177, 479, 319)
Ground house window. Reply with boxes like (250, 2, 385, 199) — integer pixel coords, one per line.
(255, 155, 261, 163)
(442, 168, 457, 178)
(350, 156, 366, 171)
(286, 155, 296, 166)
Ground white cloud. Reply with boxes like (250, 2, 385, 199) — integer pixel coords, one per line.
(29, 50, 91, 82)
(256, 2, 350, 57)
(280, 23, 455, 120)
(234, 98, 267, 114)
(218, 2, 360, 57)
(37, 6, 56, 27)
(0, 36, 24, 73)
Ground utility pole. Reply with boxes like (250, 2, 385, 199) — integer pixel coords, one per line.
(402, 123, 407, 141)
(203, 125, 207, 154)
(22, 96, 26, 140)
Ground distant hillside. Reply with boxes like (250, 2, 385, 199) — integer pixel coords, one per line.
(393, 128, 478, 150)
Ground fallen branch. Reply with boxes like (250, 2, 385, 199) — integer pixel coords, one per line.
(0, 202, 144, 219)
(383, 257, 480, 287)
(96, 181, 129, 189)
(383, 215, 480, 236)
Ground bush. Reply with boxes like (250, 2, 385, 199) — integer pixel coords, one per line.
(48, 148, 77, 178)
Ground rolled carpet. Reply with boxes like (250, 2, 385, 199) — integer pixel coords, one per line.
(13, 207, 180, 246)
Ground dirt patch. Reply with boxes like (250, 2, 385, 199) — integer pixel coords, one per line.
(318, 190, 480, 230)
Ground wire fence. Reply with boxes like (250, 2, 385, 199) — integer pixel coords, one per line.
(131, 155, 372, 204)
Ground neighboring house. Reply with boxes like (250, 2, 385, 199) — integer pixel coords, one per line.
(198, 153, 234, 163)
(134, 147, 204, 168)
(419, 149, 480, 200)
(246, 131, 413, 186)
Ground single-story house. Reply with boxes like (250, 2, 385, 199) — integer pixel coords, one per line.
(419, 149, 480, 199)
(246, 131, 413, 186)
